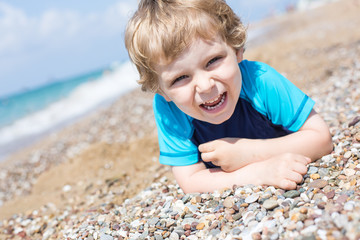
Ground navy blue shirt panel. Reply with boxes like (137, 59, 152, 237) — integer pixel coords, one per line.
(190, 98, 293, 168)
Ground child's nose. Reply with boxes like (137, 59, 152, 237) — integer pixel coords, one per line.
(195, 78, 215, 94)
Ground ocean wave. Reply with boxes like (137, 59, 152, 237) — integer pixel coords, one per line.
(0, 61, 139, 148)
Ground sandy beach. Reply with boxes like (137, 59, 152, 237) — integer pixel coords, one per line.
(1, 0, 360, 239)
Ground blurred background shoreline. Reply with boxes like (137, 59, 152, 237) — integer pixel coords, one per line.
(0, 61, 139, 161)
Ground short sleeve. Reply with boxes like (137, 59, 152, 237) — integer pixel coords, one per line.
(240, 61, 315, 132)
(153, 94, 199, 166)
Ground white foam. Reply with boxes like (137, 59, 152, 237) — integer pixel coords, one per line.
(0, 61, 139, 147)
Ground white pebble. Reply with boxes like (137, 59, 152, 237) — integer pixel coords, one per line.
(62, 185, 72, 192)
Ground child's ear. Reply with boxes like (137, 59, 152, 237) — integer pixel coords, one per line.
(236, 48, 244, 63)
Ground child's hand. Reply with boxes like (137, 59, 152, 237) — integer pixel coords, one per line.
(199, 138, 248, 172)
(247, 153, 311, 190)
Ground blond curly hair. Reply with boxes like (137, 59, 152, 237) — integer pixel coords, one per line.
(125, 0, 247, 92)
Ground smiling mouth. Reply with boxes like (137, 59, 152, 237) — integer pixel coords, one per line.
(200, 92, 226, 111)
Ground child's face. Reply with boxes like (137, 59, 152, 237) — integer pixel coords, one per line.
(156, 36, 243, 124)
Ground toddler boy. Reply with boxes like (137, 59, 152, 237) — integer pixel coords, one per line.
(125, 0, 333, 193)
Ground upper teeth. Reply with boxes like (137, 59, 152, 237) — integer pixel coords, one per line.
(205, 95, 221, 104)
(202, 94, 225, 110)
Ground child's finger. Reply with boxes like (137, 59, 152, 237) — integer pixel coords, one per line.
(201, 152, 216, 162)
(198, 141, 215, 153)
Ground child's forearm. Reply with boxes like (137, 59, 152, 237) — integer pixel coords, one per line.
(172, 163, 261, 193)
(172, 152, 309, 193)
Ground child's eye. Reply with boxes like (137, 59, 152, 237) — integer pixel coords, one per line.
(172, 75, 188, 86)
(206, 56, 221, 68)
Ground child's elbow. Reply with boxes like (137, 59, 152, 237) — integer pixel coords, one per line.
(322, 131, 333, 156)
(178, 182, 199, 194)
(181, 186, 193, 194)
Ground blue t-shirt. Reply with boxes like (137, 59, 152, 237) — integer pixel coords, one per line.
(153, 60, 315, 168)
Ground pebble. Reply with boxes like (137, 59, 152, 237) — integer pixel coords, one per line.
(344, 151, 352, 159)
(223, 196, 234, 208)
(245, 194, 259, 203)
(308, 179, 328, 189)
(100, 233, 113, 240)
(344, 201, 355, 211)
(318, 168, 329, 177)
(344, 168, 355, 176)
(308, 166, 318, 174)
(325, 190, 335, 199)
(310, 173, 320, 180)
(283, 190, 300, 198)
(169, 232, 179, 240)
(263, 199, 279, 210)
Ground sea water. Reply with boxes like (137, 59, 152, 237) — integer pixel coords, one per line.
(0, 61, 139, 160)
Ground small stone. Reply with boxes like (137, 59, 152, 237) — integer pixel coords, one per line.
(256, 211, 266, 221)
(233, 212, 242, 221)
(223, 196, 234, 208)
(283, 190, 300, 198)
(232, 227, 241, 235)
(207, 200, 219, 208)
(181, 195, 191, 203)
(322, 155, 332, 162)
(300, 193, 310, 202)
(242, 211, 256, 225)
(299, 207, 308, 214)
(344, 168, 355, 176)
(348, 116, 360, 127)
(183, 224, 191, 231)
(308, 166, 318, 174)
(252, 232, 262, 240)
(318, 168, 329, 177)
(355, 133, 360, 142)
(62, 185, 72, 192)
(350, 178, 357, 186)
(317, 202, 326, 209)
(196, 222, 205, 230)
(336, 194, 348, 204)
(148, 217, 160, 227)
(308, 179, 328, 189)
(190, 195, 201, 204)
(240, 203, 249, 207)
(100, 233, 113, 240)
(245, 194, 259, 203)
(291, 212, 307, 222)
(190, 222, 199, 230)
(173, 200, 185, 212)
(310, 173, 320, 180)
(344, 151, 352, 159)
(210, 229, 221, 236)
(344, 201, 355, 211)
(263, 199, 279, 210)
(325, 190, 335, 199)
(169, 232, 179, 240)
(155, 235, 164, 240)
(42, 228, 55, 240)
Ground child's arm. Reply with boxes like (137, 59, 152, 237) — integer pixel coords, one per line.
(199, 110, 333, 172)
(173, 153, 311, 193)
